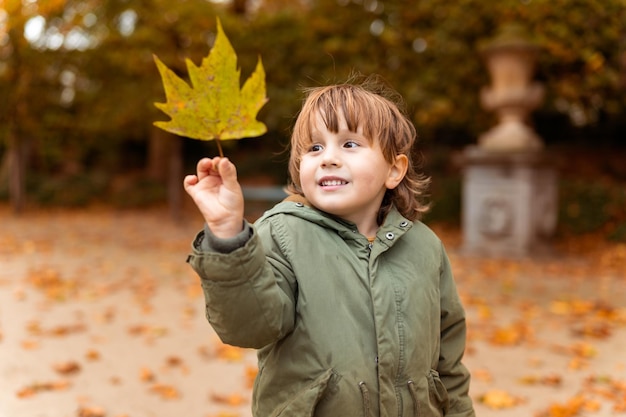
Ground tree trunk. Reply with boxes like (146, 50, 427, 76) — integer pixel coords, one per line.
(147, 126, 170, 181)
(7, 128, 26, 213)
(168, 138, 183, 221)
(5, 26, 28, 214)
(231, 0, 247, 14)
(147, 128, 183, 221)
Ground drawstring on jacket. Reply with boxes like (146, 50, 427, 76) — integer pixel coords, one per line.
(407, 380, 420, 416)
(358, 381, 373, 417)
(359, 380, 422, 416)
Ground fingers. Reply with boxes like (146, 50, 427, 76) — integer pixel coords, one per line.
(188, 157, 238, 191)
(196, 157, 216, 181)
(215, 158, 239, 189)
(183, 174, 198, 192)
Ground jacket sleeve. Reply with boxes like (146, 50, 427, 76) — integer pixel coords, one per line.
(438, 243, 476, 417)
(186, 220, 296, 349)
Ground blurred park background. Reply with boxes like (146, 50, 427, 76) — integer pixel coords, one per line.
(1, 0, 625, 241)
(2, 2, 626, 416)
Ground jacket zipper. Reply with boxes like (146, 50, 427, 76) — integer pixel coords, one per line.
(362, 242, 374, 417)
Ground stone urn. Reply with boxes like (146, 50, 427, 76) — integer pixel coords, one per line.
(460, 24, 558, 258)
(478, 24, 544, 151)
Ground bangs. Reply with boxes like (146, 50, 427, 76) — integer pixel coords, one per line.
(296, 85, 383, 148)
(314, 87, 370, 136)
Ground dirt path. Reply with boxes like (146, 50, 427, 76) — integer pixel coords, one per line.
(1, 205, 625, 417)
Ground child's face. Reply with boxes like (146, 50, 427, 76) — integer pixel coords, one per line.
(299, 111, 406, 234)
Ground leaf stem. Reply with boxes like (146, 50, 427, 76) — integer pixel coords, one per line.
(215, 138, 224, 158)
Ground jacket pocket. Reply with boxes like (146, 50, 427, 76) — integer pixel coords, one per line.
(428, 369, 450, 415)
(273, 368, 338, 417)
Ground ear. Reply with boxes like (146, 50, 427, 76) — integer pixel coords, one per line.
(385, 154, 409, 190)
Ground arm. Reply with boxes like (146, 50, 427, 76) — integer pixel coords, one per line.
(438, 244, 476, 417)
(184, 157, 296, 348)
(188, 224, 296, 349)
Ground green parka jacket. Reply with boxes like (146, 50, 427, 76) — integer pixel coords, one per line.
(187, 199, 475, 417)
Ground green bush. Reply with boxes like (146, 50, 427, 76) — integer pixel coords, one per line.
(29, 172, 109, 207)
(423, 176, 462, 225)
(420, 173, 625, 243)
(557, 180, 626, 238)
(109, 176, 167, 208)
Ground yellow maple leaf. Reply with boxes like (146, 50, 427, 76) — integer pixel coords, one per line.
(153, 18, 268, 157)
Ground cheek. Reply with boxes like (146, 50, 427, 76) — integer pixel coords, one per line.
(298, 159, 313, 188)
(358, 160, 388, 180)
(299, 157, 313, 175)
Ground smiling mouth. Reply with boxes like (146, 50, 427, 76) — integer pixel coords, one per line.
(320, 179, 348, 186)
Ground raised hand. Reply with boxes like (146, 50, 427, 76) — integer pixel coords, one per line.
(183, 157, 244, 238)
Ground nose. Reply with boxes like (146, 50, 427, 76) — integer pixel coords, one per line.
(320, 145, 341, 167)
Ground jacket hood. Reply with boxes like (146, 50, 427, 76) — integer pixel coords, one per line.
(257, 195, 414, 247)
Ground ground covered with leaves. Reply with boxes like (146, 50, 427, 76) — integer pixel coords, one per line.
(1, 205, 625, 417)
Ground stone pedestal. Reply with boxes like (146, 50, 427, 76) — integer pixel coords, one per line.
(461, 146, 558, 258)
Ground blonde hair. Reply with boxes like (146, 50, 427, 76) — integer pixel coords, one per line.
(287, 77, 431, 222)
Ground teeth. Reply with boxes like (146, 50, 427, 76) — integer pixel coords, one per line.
(321, 180, 346, 186)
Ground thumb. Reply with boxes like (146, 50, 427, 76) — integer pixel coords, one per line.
(217, 158, 239, 189)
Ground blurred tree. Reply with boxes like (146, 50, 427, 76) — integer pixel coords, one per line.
(79, 0, 220, 219)
(0, 0, 73, 212)
(0, 0, 624, 211)
(1, 0, 223, 215)
(225, 0, 626, 145)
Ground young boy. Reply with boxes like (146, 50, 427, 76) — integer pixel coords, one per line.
(184, 79, 475, 416)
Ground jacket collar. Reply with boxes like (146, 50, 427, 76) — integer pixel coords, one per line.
(260, 195, 413, 244)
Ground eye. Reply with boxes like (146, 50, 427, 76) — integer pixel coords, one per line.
(343, 140, 360, 149)
(308, 143, 323, 152)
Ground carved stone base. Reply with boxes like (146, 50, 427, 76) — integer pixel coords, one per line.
(460, 146, 558, 258)
(478, 119, 544, 151)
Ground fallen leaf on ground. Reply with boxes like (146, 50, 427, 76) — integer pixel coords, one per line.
(20, 340, 39, 350)
(53, 360, 81, 375)
(16, 380, 71, 398)
(471, 369, 493, 383)
(85, 349, 100, 361)
(27, 321, 87, 338)
(139, 367, 155, 382)
(245, 365, 258, 388)
(150, 383, 180, 399)
(26, 267, 79, 301)
(166, 356, 183, 367)
(216, 343, 245, 361)
(519, 373, 562, 386)
(538, 394, 587, 417)
(128, 324, 168, 339)
(77, 406, 106, 417)
(211, 392, 247, 406)
(479, 389, 524, 409)
(489, 321, 533, 346)
(198, 344, 212, 359)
